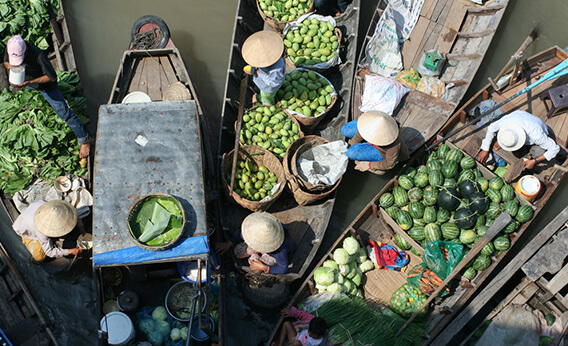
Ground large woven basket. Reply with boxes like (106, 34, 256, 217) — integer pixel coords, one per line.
(256, 0, 314, 32)
(283, 136, 342, 205)
(285, 28, 343, 71)
(222, 145, 286, 212)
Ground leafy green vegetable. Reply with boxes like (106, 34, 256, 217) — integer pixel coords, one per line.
(129, 196, 184, 246)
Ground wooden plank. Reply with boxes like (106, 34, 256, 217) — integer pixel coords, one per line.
(380, 208, 424, 254)
(144, 57, 162, 100)
(543, 264, 568, 296)
(159, 56, 178, 86)
(431, 206, 568, 345)
(430, 0, 450, 22)
(129, 58, 146, 94)
(412, 22, 443, 68)
(401, 16, 431, 69)
(522, 226, 568, 281)
(420, 0, 438, 19)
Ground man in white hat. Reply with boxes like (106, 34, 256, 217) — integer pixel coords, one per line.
(12, 200, 83, 262)
(478, 110, 561, 170)
(215, 212, 297, 274)
(340, 110, 410, 174)
(242, 31, 285, 105)
(3, 35, 90, 158)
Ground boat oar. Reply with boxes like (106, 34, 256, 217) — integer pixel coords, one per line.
(229, 75, 250, 194)
(395, 212, 512, 336)
(428, 58, 568, 151)
(44, 0, 64, 45)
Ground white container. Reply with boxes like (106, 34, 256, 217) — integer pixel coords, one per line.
(9, 65, 25, 85)
(122, 91, 152, 103)
(99, 311, 135, 345)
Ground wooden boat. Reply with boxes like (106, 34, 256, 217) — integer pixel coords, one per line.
(268, 46, 568, 344)
(93, 17, 222, 345)
(216, 0, 361, 290)
(352, 0, 508, 154)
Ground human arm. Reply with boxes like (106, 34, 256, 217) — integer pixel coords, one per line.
(36, 232, 70, 258)
(480, 121, 501, 153)
(215, 232, 244, 255)
(348, 131, 364, 146)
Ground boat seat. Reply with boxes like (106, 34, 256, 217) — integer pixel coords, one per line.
(539, 84, 568, 118)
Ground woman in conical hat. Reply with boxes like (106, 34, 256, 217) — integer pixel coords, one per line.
(340, 111, 410, 175)
(242, 31, 285, 105)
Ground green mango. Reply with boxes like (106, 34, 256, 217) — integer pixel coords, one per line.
(319, 48, 331, 56)
(308, 29, 318, 37)
(303, 35, 312, 44)
(287, 48, 296, 57)
(308, 24, 319, 30)
(308, 90, 317, 100)
(283, 39, 292, 48)
(302, 106, 312, 117)
(324, 85, 334, 93)
(307, 83, 318, 91)
(292, 42, 299, 51)
(325, 94, 332, 105)
(311, 51, 322, 58)
(295, 57, 306, 64)
(293, 36, 303, 43)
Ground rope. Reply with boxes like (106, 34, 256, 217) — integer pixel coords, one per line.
(131, 29, 161, 50)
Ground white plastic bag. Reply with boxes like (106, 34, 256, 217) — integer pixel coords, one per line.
(359, 74, 409, 115)
(297, 141, 348, 185)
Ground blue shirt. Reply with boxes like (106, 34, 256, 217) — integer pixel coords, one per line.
(252, 57, 286, 94)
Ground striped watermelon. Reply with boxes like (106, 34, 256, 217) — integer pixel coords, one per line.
(393, 186, 409, 207)
(437, 208, 451, 224)
(516, 205, 534, 223)
(503, 199, 519, 216)
(500, 184, 515, 201)
(408, 187, 424, 202)
(475, 214, 486, 229)
(446, 148, 464, 162)
(441, 222, 460, 240)
(470, 192, 489, 214)
(442, 160, 459, 179)
(463, 267, 477, 281)
(423, 206, 437, 223)
(489, 177, 504, 191)
(460, 156, 476, 170)
(486, 188, 502, 203)
(460, 229, 477, 244)
(408, 226, 426, 241)
(481, 242, 495, 256)
(485, 218, 495, 226)
(504, 220, 520, 234)
(472, 254, 491, 271)
(413, 218, 426, 226)
(385, 206, 400, 219)
(477, 176, 489, 192)
(476, 225, 489, 236)
(379, 193, 395, 208)
(398, 175, 414, 190)
(458, 169, 475, 184)
(411, 247, 421, 256)
(423, 186, 439, 206)
(437, 144, 450, 159)
(427, 159, 443, 171)
(443, 178, 457, 189)
(494, 236, 511, 251)
(485, 202, 502, 219)
(396, 210, 413, 230)
(408, 201, 426, 219)
(395, 233, 411, 250)
(414, 173, 429, 188)
(428, 170, 444, 187)
(425, 223, 442, 242)
(416, 165, 429, 174)
(403, 166, 417, 178)
(473, 169, 482, 180)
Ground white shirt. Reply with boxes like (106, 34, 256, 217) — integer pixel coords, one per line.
(480, 110, 560, 161)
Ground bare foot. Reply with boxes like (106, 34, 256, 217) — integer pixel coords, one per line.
(252, 93, 258, 104)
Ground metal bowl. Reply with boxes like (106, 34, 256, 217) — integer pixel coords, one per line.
(165, 281, 207, 322)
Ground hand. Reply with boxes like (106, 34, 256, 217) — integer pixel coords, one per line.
(249, 258, 267, 271)
(68, 248, 83, 256)
(79, 143, 90, 158)
(354, 161, 370, 172)
(523, 159, 537, 170)
(493, 141, 502, 151)
(281, 308, 290, 317)
(477, 150, 489, 163)
(215, 241, 232, 255)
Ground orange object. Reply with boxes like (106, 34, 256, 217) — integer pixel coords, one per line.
(243, 65, 252, 74)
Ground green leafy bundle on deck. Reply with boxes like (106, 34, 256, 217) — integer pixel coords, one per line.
(315, 295, 427, 345)
(0, 71, 88, 193)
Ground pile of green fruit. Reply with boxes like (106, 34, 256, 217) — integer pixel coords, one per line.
(277, 69, 335, 117)
(379, 144, 536, 282)
(239, 105, 301, 159)
(284, 17, 339, 66)
(258, 0, 313, 22)
(227, 159, 279, 201)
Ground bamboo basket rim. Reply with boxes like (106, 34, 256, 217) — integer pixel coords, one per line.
(256, 0, 315, 31)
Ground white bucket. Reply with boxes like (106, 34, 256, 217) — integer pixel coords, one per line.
(9, 65, 25, 85)
(122, 91, 152, 103)
(99, 311, 135, 345)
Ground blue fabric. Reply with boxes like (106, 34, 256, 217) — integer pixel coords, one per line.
(93, 235, 209, 266)
(341, 120, 358, 138)
(39, 86, 89, 144)
(342, 120, 384, 161)
(378, 243, 409, 271)
(252, 57, 286, 94)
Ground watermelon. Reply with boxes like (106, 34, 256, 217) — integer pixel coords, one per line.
(485, 218, 495, 226)
(438, 187, 460, 211)
(516, 205, 534, 223)
(414, 173, 429, 188)
(428, 170, 444, 187)
(470, 192, 490, 214)
(379, 193, 395, 208)
(398, 175, 414, 190)
(423, 186, 439, 206)
(408, 201, 426, 219)
(500, 184, 515, 201)
(454, 208, 477, 229)
(460, 229, 477, 244)
(437, 144, 450, 159)
(473, 169, 483, 180)
(485, 202, 502, 219)
(503, 199, 519, 216)
(472, 254, 491, 271)
(395, 233, 411, 250)
(463, 267, 477, 281)
(441, 222, 460, 240)
(460, 156, 477, 170)
(393, 186, 409, 207)
(416, 165, 429, 174)
(494, 236, 511, 251)
(413, 218, 426, 226)
(425, 223, 442, 242)
(458, 198, 472, 210)
(446, 148, 464, 162)
(477, 176, 489, 192)
(408, 226, 426, 241)
(442, 160, 459, 179)
(427, 151, 438, 161)
(423, 206, 437, 223)
(459, 179, 479, 199)
(443, 178, 457, 189)
(476, 225, 489, 236)
(437, 208, 451, 224)
(385, 206, 400, 219)
(408, 187, 424, 202)
(403, 166, 417, 178)
(458, 169, 475, 184)
(489, 177, 504, 191)
(411, 247, 421, 256)
(486, 188, 502, 203)
(396, 210, 413, 230)
(427, 159, 443, 171)
(481, 242, 495, 256)
(504, 220, 520, 234)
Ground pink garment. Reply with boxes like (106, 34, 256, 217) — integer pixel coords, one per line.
(289, 307, 329, 346)
(234, 243, 277, 266)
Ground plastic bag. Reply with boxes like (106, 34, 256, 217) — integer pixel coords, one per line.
(422, 240, 464, 280)
(407, 263, 450, 297)
(137, 306, 171, 346)
(417, 76, 446, 98)
(297, 292, 345, 313)
(390, 283, 428, 319)
(359, 74, 409, 115)
(395, 69, 421, 89)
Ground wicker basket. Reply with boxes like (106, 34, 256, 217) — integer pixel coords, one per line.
(285, 28, 343, 71)
(222, 145, 287, 212)
(256, 0, 314, 32)
(283, 136, 342, 205)
(127, 193, 186, 251)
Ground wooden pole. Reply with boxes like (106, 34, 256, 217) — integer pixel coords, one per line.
(229, 75, 249, 194)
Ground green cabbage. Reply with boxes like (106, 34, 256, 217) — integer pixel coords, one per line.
(327, 283, 343, 293)
(343, 237, 360, 255)
(359, 259, 375, 272)
(339, 264, 350, 276)
(314, 266, 336, 286)
(180, 326, 189, 341)
(333, 248, 350, 265)
(357, 248, 368, 263)
(352, 272, 362, 286)
(170, 328, 181, 341)
(343, 280, 354, 294)
(322, 259, 339, 270)
(336, 273, 345, 284)
(151, 306, 168, 321)
(315, 283, 328, 291)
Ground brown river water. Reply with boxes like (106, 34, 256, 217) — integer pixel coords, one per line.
(0, 0, 567, 345)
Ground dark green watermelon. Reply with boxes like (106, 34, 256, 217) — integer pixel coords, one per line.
(393, 186, 409, 207)
(459, 179, 479, 199)
(485, 202, 502, 219)
(438, 187, 460, 211)
(408, 201, 426, 219)
(396, 210, 413, 230)
(486, 188, 502, 203)
(408, 187, 424, 202)
(428, 170, 444, 187)
(472, 254, 491, 271)
(437, 208, 451, 224)
(442, 160, 459, 179)
(414, 173, 429, 188)
(454, 208, 477, 229)
(458, 198, 472, 210)
(516, 205, 534, 223)
(395, 233, 411, 250)
(460, 156, 477, 170)
(441, 222, 460, 240)
(494, 236, 510, 251)
(425, 223, 442, 242)
(470, 192, 490, 214)
(398, 175, 414, 190)
(379, 192, 395, 208)
(423, 186, 439, 206)
(408, 226, 426, 241)
(443, 178, 458, 189)
(500, 184, 515, 201)
(460, 229, 477, 244)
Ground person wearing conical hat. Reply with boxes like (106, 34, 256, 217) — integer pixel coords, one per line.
(478, 110, 563, 170)
(12, 200, 84, 261)
(340, 111, 410, 175)
(242, 31, 286, 105)
(215, 212, 297, 274)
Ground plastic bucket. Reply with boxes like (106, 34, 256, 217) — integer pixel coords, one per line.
(191, 314, 215, 342)
(99, 311, 135, 345)
(9, 65, 25, 85)
(178, 251, 217, 283)
(515, 175, 541, 201)
(122, 91, 152, 103)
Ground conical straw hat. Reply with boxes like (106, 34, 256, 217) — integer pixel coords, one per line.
(357, 111, 399, 146)
(241, 212, 284, 253)
(164, 82, 192, 101)
(34, 200, 77, 237)
(242, 31, 284, 68)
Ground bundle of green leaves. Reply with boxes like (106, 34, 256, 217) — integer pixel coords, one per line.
(0, 71, 88, 193)
(0, 0, 60, 54)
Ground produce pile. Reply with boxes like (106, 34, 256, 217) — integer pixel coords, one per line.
(226, 158, 279, 202)
(139, 306, 190, 344)
(0, 71, 88, 194)
(276, 69, 335, 118)
(239, 105, 301, 159)
(258, 0, 313, 23)
(283, 17, 339, 66)
(128, 196, 184, 247)
(0, 0, 59, 54)
(379, 144, 535, 281)
(313, 236, 374, 295)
